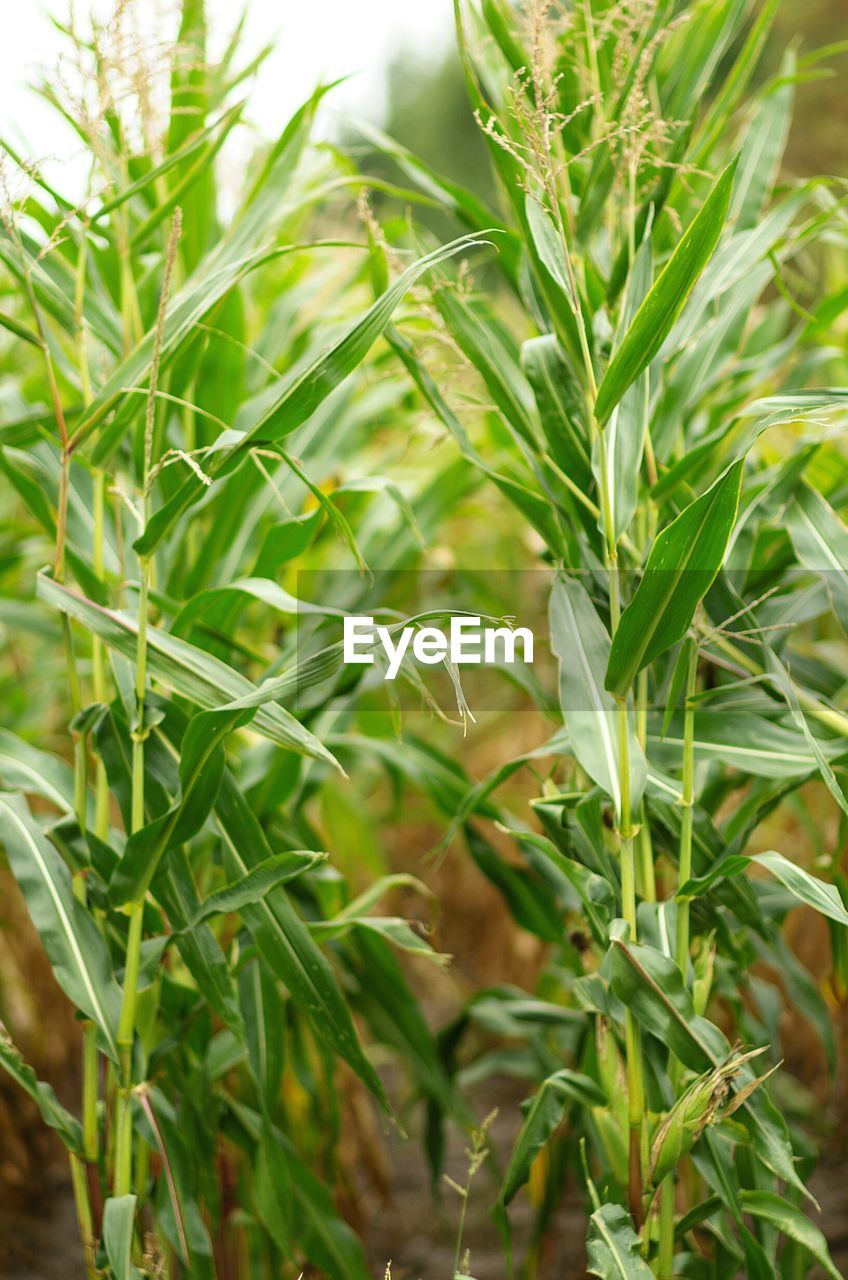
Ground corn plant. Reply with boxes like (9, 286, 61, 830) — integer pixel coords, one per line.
(0, 4, 489, 1276)
(363, 0, 848, 1275)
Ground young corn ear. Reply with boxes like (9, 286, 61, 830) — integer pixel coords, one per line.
(649, 1047, 775, 1187)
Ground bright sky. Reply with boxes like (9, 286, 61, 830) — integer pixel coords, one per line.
(1, 0, 453, 184)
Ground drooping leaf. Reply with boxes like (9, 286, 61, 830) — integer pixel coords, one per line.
(499, 1069, 605, 1207)
(189, 851, 326, 928)
(786, 482, 848, 634)
(214, 773, 388, 1108)
(752, 851, 848, 927)
(240, 1108, 372, 1280)
(0, 794, 121, 1060)
(0, 1023, 84, 1154)
(740, 1191, 842, 1280)
(686, 849, 848, 931)
(37, 573, 336, 767)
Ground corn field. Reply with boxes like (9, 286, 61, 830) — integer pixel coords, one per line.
(1, 0, 848, 1276)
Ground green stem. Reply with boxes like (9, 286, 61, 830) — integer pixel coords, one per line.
(70, 1152, 98, 1280)
(92, 469, 110, 838)
(114, 900, 144, 1195)
(618, 691, 645, 1225)
(83, 1022, 99, 1163)
(636, 669, 656, 903)
(593, 354, 646, 1225)
(113, 560, 149, 1197)
(658, 1178, 675, 1280)
(674, 644, 699, 971)
(659, 641, 699, 1277)
(112, 209, 180, 1201)
(75, 239, 106, 1180)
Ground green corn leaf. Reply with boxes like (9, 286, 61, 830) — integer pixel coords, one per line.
(253, 1123, 294, 1252)
(0, 310, 41, 346)
(320, 872, 435, 922)
(167, 0, 213, 269)
(597, 235, 653, 541)
(650, 710, 845, 780)
(253, 509, 322, 577)
(37, 573, 336, 768)
(132, 109, 239, 253)
(608, 937, 729, 1072)
(95, 706, 245, 1037)
(75, 82, 333, 459)
(522, 335, 591, 488)
(525, 195, 575, 304)
(135, 232, 491, 555)
(0, 1023, 84, 1154)
(432, 286, 538, 449)
(763, 648, 848, 815)
(606, 461, 743, 696)
(467, 826, 564, 943)
(0, 729, 76, 814)
(189, 851, 326, 927)
(550, 577, 646, 818)
(739, 1191, 842, 1280)
(759, 931, 836, 1075)
(688, 0, 781, 169)
(214, 773, 388, 1108)
(586, 1203, 655, 1279)
(499, 1069, 605, 1208)
(513, 828, 613, 945)
(74, 243, 276, 458)
(239, 969, 285, 1115)
(731, 53, 794, 230)
(354, 116, 520, 278)
(786, 482, 848, 633)
(752, 851, 848, 927)
(103, 1195, 139, 1280)
(683, 848, 848, 929)
(346, 927, 464, 1125)
(109, 705, 251, 906)
(91, 102, 242, 225)
(236, 1106, 372, 1280)
(309, 915, 444, 965)
(0, 227, 121, 354)
(171, 577, 345, 639)
(158, 849, 245, 1039)
(594, 158, 738, 425)
(0, 794, 121, 1060)
(661, 194, 807, 362)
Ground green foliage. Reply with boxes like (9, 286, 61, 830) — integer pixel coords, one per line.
(1, 1, 847, 1277)
(364, 0, 848, 1275)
